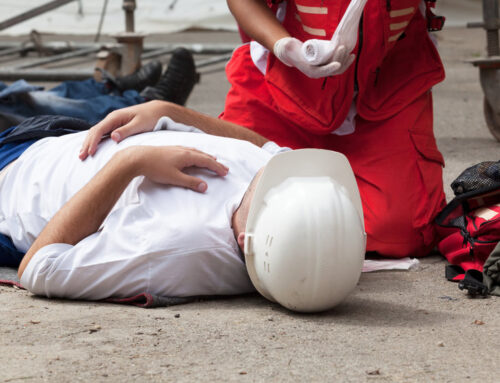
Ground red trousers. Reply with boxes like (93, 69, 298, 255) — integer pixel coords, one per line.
(220, 45, 446, 258)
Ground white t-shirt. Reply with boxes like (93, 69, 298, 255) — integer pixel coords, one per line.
(0, 129, 275, 300)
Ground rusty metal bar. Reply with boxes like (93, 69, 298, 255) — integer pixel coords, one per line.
(0, 53, 232, 82)
(141, 47, 176, 60)
(467, 21, 485, 29)
(143, 51, 232, 67)
(0, 55, 231, 82)
(16, 47, 100, 69)
(0, 46, 28, 57)
(0, 69, 93, 81)
(123, 0, 136, 33)
(196, 53, 232, 68)
(484, 0, 500, 56)
(0, 42, 237, 53)
(468, 56, 500, 69)
(95, 0, 110, 43)
(0, 42, 96, 50)
(0, 0, 76, 32)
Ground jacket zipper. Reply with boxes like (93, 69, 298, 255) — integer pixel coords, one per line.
(479, 214, 500, 228)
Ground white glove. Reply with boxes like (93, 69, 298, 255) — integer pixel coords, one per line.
(273, 37, 342, 79)
(302, 0, 367, 72)
(302, 40, 355, 74)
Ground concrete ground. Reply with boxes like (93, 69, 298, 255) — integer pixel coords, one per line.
(1, 13, 500, 383)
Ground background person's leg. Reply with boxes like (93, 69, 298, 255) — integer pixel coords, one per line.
(0, 79, 143, 126)
(27, 80, 144, 125)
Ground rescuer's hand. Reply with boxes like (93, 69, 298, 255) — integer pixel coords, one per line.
(301, 39, 356, 75)
(273, 37, 351, 79)
(299, 0, 366, 74)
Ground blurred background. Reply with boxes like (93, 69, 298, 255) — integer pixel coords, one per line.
(0, 0, 483, 36)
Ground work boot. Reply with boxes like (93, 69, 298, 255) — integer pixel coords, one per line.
(140, 48, 200, 105)
(100, 60, 163, 92)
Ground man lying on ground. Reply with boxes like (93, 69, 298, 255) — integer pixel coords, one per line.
(2, 112, 365, 312)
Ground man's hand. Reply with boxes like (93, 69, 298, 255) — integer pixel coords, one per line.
(133, 145, 229, 192)
(273, 37, 347, 79)
(79, 100, 169, 160)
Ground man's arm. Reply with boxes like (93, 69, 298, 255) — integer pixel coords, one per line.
(18, 145, 228, 278)
(157, 102, 269, 145)
(79, 101, 269, 160)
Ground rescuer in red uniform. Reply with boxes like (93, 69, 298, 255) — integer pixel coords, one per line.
(220, 0, 447, 258)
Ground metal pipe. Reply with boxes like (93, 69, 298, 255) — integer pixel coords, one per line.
(123, 0, 136, 33)
(0, 57, 232, 82)
(16, 47, 99, 69)
(0, 0, 76, 31)
(0, 46, 29, 57)
(195, 53, 232, 68)
(0, 41, 237, 54)
(141, 47, 176, 60)
(0, 53, 232, 82)
(0, 42, 95, 50)
(143, 50, 233, 65)
(0, 69, 93, 81)
(483, 0, 500, 57)
(467, 22, 485, 29)
(95, 0, 110, 43)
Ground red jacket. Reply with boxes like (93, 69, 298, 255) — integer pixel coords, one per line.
(262, 0, 444, 134)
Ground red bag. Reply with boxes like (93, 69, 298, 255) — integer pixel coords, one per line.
(435, 161, 500, 295)
(437, 202, 500, 275)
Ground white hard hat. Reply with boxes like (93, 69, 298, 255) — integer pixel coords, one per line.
(244, 149, 366, 313)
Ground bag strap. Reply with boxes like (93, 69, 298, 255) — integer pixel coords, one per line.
(458, 269, 489, 297)
(445, 264, 465, 281)
(445, 265, 489, 296)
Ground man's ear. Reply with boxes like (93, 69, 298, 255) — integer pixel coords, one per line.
(237, 232, 245, 251)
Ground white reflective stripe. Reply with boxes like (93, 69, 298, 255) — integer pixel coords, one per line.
(388, 32, 403, 42)
(390, 21, 409, 31)
(295, 13, 326, 36)
(302, 24, 327, 36)
(389, 7, 415, 18)
(296, 4, 328, 14)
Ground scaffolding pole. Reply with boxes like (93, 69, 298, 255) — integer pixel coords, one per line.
(0, 0, 76, 32)
(16, 47, 100, 69)
(0, 69, 93, 81)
